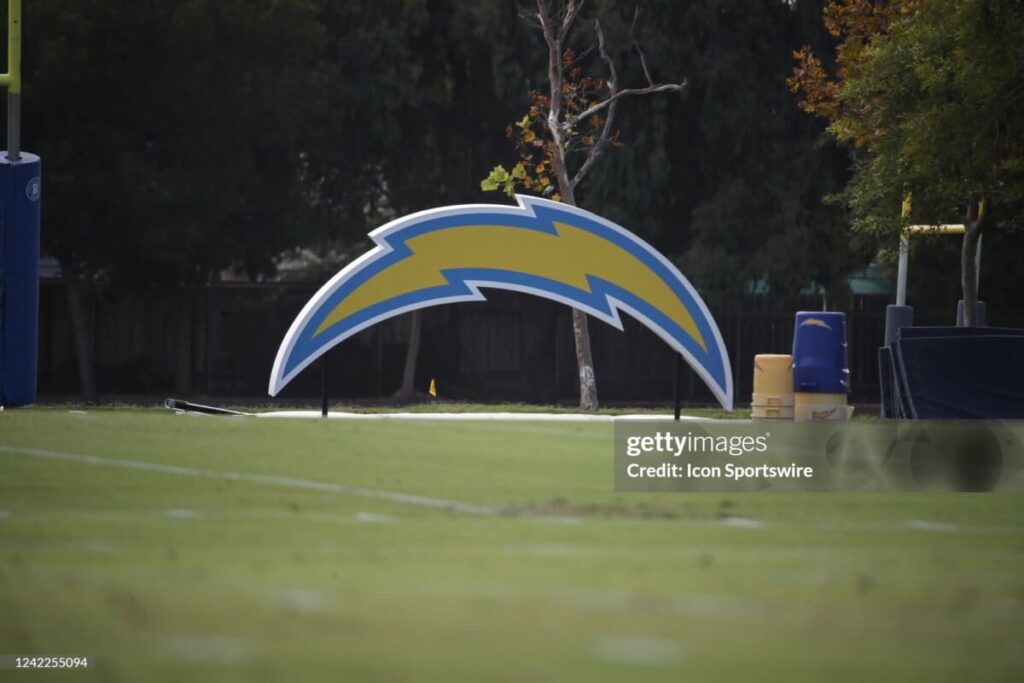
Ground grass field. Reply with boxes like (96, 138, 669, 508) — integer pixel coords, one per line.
(1, 408, 1022, 681)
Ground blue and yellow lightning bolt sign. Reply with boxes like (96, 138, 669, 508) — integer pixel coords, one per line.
(269, 195, 734, 409)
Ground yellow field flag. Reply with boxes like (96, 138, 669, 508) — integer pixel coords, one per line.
(428, 379, 437, 398)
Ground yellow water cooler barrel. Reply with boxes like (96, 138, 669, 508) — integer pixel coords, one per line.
(751, 354, 794, 419)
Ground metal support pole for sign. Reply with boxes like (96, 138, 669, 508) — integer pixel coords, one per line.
(673, 353, 682, 421)
(321, 352, 329, 418)
(552, 308, 560, 407)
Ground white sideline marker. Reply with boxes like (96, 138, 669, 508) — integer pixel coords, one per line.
(0, 446, 499, 517)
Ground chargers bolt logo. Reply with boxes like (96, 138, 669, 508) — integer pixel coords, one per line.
(270, 195, 734, 409)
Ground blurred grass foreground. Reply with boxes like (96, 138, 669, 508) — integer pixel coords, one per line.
(0, 408, 1022, 681)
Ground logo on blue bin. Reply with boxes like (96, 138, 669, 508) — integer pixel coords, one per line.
(799, 318, 832, 330)
(26, 177, 41, 202)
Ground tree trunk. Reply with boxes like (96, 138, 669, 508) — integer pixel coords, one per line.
(536, 1, 600, 411)
(961, 199, 985, 328)
(173, 288, 194, 395)
(393, 309, 422, 401)
(571, 308, 598, 410)
(531, 0, 690, 411)
(549, 154, 599, 410)
(549, 168, 599, 409)
(61, 264, 98, 399)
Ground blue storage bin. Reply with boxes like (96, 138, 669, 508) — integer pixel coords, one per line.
(792, 311, 849, 394)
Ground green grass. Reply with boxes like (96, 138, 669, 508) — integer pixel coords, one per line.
(0, 408, 1021, 682)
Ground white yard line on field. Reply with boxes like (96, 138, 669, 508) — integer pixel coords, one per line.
(0, 446, 500, 517)
(253, 410, 706, 422)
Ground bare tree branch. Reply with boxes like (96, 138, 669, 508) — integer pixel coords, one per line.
(567, 81, 686, 132)
(559, 0, 583, 43)
(535, 0, 562, 137)
(518, 5, 542, 29)
(535, 0, 686, 197)
(596, 17, 619, 95)
(559, 6, 685, 134)
(563, 43, 596, 67)
(571, 19, 619, 188)
(630, 7, 655, 87)
(536, 0, 577, 203)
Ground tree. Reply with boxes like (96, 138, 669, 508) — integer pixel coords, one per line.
(306, 0, 546, 401)
(603, 0, 859, 302)
(24, 0, 326, 394)
(482, 0, 686, 410)
(789, 0, 1024, 325)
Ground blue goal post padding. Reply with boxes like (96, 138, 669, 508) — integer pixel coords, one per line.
(897, 326, 1024, 340)
(884, 330, 1024, 419)
(0, 152, 42, 407)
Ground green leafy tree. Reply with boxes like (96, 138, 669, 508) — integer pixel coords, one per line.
(544, 0, 859, 301)
(791, 0, 1024, 325)
(23, 0, 325, 394)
